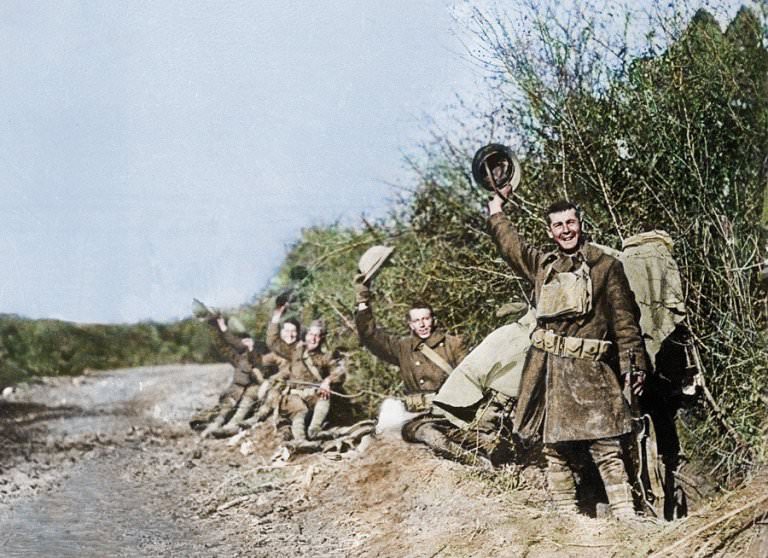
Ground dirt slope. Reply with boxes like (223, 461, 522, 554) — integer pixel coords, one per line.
(1, 365, 765, 557)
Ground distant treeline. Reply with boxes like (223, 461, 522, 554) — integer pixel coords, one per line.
(0, 314, 217, 388)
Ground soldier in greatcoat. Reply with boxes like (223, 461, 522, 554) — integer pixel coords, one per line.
(487, 190, 650, 520)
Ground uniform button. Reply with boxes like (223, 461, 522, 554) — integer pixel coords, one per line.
(419, 379, 425, 384)
(415, 361, 420, 366)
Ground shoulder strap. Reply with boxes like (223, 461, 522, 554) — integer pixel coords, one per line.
(301, 349, 325, 382)
(418, 343, 454, 375)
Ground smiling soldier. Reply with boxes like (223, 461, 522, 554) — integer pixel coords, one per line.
(353, 247, 469, 460)
(267, 305, 345, 448)
(487, 191, 650, 520)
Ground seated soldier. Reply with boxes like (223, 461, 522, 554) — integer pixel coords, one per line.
(267, 304, 345, 448)
(213, 343, 291, 437)
(196, 316, 266, 437)
(354, 275, 473, 462)
(231, 317, 299, 431)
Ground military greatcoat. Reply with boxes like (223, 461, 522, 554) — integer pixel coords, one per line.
(488, 212, 650, 444)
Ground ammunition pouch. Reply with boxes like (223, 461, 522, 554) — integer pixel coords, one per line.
(403, 392, 436, 413)
(536, 261, 592, 320)
(531, 329, 611, 361)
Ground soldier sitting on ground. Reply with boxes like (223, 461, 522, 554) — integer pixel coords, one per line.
(267, 304, 346, 449)
(353, 248, 480, 463)
(193, 316, 269, 438)
(209, 319, 295, 438)
(230, 317, 299, 432)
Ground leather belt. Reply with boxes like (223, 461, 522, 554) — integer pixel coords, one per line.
(531, 329, 611, 361)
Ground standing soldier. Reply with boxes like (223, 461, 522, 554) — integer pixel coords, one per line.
(353, 247, 470, 460)
(486, 185, 650, 520)
(267, 305, 346, 447)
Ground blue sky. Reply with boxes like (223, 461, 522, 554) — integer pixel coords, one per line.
(0, 1, 485, 323)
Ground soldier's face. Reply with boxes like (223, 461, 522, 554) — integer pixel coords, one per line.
(547, 209, 582, 254)
(408, 308, 434, 340)
(242, 338, 254, 352)
(281, 323, 298, 345)
(305, 327, 323, 351)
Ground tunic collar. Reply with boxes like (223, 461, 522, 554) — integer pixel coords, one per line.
(409, 329, 446, 351)
(543, 243, 604, 272)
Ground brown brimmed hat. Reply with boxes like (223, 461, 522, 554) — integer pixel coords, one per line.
(358, 245, 394, 284)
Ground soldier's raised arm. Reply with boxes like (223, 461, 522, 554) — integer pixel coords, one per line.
(208, 317, 246, 364)
(353, 276, 401, 367)
(487, 185, 544, 284)
(266, 304, 296, 359)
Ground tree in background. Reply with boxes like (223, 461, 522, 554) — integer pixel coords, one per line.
(257, 1, 767, 484)
(4, 1, 764, 486)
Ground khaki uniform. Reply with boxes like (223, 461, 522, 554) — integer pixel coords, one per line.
(191, 325, 265, 432)
(211, 329, 263, 386)
(355, 306, 466, 394)
(488, 212, 650, 516)
(355, 302, 467, 442)
(488, 212, 649, 442)
(266, 321, 345, 423)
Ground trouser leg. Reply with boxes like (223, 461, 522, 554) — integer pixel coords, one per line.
(290, 411, 308, 441)
(242, 384, 281, 426)
(219, 390, 259, 434)
(543, 443, 578, 513)
(589, 437, 635, 519)
(284, 396, 310, 442)
(307, 398, 330, 439)
(200, 387, 241, 438)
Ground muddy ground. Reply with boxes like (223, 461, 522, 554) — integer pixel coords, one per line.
(1, 364, 766, 557)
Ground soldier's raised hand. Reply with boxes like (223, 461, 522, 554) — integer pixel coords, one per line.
(272, 299, 288, 323)
(353, 273, 372, 305)
(487, 184, 513, 216)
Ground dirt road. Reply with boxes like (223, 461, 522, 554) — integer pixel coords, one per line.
(1, 365, 765, 557)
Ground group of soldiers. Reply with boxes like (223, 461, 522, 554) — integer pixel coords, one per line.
(190, 303, 346, 451)
(190, 146, 699, 523)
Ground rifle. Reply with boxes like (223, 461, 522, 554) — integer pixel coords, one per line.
(626, 350, 662, 517)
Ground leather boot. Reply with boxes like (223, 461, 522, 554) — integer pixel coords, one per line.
(200, 413, 227, 438)
(307, 399, 330, 439)
(415, 424, 491, 469)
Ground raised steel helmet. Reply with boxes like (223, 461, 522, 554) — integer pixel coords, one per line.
(358, 245, 395, 285)
(471, 143, 522, 193)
